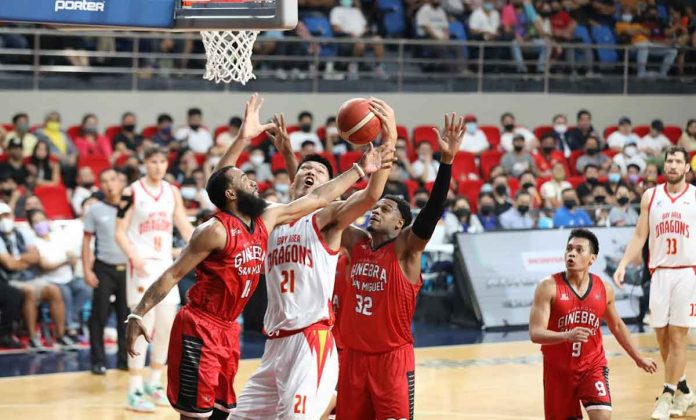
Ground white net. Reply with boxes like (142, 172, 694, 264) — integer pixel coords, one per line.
(201, 30, 259, 85)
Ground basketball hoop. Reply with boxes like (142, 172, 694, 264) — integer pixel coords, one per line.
(200, 29, 259, 85)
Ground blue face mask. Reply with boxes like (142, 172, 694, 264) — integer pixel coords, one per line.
(608, 173, 621, 184)
(483, 3, 494, 12)
(275, 183, 289, 193)
(340, 0, 352, 6)
(466, 122, 478, 134)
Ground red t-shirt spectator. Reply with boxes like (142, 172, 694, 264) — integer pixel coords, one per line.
(534, 151, 569, 177)
(551, 10, 572, 32)
(75, 135, 113, 158)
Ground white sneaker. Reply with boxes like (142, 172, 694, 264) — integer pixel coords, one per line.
(127, 390, 156, 413)
(651, 392, 673, 419)
(670, 390, 695, 417)
(144, 382, 169, 407)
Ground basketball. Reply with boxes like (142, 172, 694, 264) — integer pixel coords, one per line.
(336, 98, 382, 145)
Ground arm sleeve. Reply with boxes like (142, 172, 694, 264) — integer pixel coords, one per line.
(411, 163, 452, 240)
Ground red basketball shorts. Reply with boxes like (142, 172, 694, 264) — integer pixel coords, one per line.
(167, 305, 241, 418)
(543, 361, 612, 420)
(336, 344, 415, 420)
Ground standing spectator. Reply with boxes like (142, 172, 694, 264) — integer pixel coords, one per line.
(26, 141, 61, 187)
(534, 133, 568, 178)
(29, 209, 90, 341)
(639, 119, 672, 158)
(678, 119, 696, 152)
(289, 111, 323, 151)
(552, 188, 592, 227)
(214, 116, 242, 149)
(34, 111, 78, 187)
(450, 196, 484, 234)
(608, 184, 639, 226)
(74, 114, 113, 159)
(550, 114, 576, 157)
(607, 116, 641, 151)
(612, 138, 647, 175)
(239, 147, 273, 182)
(83, 169, 129, 374)
(499, 112, 537, 152)
(330, 0, 386, 79)
(71, 167, 98, 216)
(501, 134, 537, 177)
(575, 135, 610, 174)
(112, 112, 142, 154)
(175, 108, 213, 153)
(499, 190, 535, 229)
(565, 109, 597, 153)
(151, 114, 176, 149)
(477, 192, 500, 230)
(0, 137, 29, 186)
(299, 140, 317, 158)
(5, 113, 38, 157)
(410, 141, 440, 183)
(459, 114, 490, 154)
(616, 7, 677, 78)
(491, 174, 513, 215)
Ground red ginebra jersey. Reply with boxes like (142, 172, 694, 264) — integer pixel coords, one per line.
(541, 272, 608, 372)
(341, 237, 421, 354)
(187, 212, 268, 322)
(332, 250, 351, 351)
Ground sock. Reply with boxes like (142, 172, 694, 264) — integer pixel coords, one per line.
(663, 383, 677, 396)
(148, 370, 162, 387)
(129, 375, 143, 393)
(678, 376, 690, 394)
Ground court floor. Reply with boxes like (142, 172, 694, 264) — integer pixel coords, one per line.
(1, 333, 695, 419)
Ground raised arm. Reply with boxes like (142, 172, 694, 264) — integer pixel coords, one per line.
(529, 278, 589, 345)
(613, 188, 652, 287)
(172, 186, 194, 242)
(267, 113, 299, 181)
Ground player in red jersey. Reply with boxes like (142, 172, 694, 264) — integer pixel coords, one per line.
(333, 113, 465, 420)
(125, 94, 391, 420)
(529, 228, 657, 420)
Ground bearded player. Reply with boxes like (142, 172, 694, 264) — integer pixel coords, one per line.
(125, 94, 392, 420)
(229, 99, 397, 420)
(332, 113, 464, 420)
(529, 228, 656, 420)
(614, 145, 696, 419)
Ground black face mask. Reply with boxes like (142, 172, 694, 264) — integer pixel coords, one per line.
(517, 205, 530, 215)
(189, 124, 201, 131)
(122, 124, 136, 133)
(82, 182, 94, 189)
(594, 196, 606, 204)
(480, 205, 494, 216)
(1, 188, 13, 196)
(454, 208, 470, 220)
(300, 124, 312, 133)
(617, 196, 630, 206)
(522, 182, 534, 190)
(563, 199, 577, 210)
(415, 199, 427, 208)
(586, 148, 599, 156)
(587, 177, 599, 186)
(503, 123, 515, 132)
(495, 185, 507, 196)
(540, 10, 551, 17)
(542, 146, 555, 154)
(513, 145, 524, 152)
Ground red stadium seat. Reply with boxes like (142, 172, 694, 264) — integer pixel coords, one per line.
(194, 153, 207, 167)
(114, 154, 130, 167)
(479, 150, 503, 180)
(251, 132, 268, 147)
(567, 176, 585, 189)
(2, 123, 13, 132)
(105, 125, 121, 140)
(412, 125, 439, 151)
(142, 125, 158, 139)
(569, 150, 584, 176)
(67, 125, 82, 141)
(457, 179, 484, 213)
(603, 125, 618, 139)
(536, 177, 550, 190)
(316, 126, 326, 141)
(78, 155, 110, 182)
(35, 184, 74, 219)
(29, 124, 42, 133)
(214, 125, 229, 140)
(479, 125, 501, 149)
(602, 149, 619, 158)
(507, 177, 520, 197)
(404, 179, 419, 205)
(168, 150, 178, 166)
(271, 152, 301, 173)
(237, 151, 250, 167)
(452, 152, 477, 182)
(286, 125, 300, 134)
(633, 125, 650, 138)
(0, 154, 7, 164)
(396, 125, 409, 143)
(534, 125, 553, 139)
(663, 125, 682, 144)
(317, 152, 337, 175)
(338, 151, 363, 172)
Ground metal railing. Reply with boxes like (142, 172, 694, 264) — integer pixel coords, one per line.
(0, 27, 695, 93)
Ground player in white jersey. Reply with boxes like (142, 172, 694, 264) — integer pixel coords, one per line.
(115, 146, 194, 413)
(614, 145, 696, 419)
(229, 98, 397, 420)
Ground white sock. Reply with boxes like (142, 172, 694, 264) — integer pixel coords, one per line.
(148, 370, 162, 387)
(680, 375, 687, 383)
(129, 375, 143, 393)
(665, 383, 677, 393)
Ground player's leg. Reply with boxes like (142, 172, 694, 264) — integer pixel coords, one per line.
(127, 307, 156, 412)
(276, 328, 339, 419)
(370, 345, 415, 420)
(579, 366, 612, 420)
(654, 327, 670, 363)
(229, 337, 280, 420)
(543, 360, 582, 420)
(145, 302, 178, 406)
(335, 349, 374, 420)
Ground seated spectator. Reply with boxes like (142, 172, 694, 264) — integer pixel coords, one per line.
(112, 112, 141, 154)
(0, 202, 74, 351)
(499, 190, 534, 229)
(449, 196, 484, 234)
(180, 178, 203, 217)
(0, 137, 29, 186)
(415, 0, 462, 72)
(0, 176, 23, 212)
(639, 119, 672, 158)
(330, 0, 385, 79)
(613, 138, 647, 175)
(606, 163, 624, 195)
(488, 164, 506, 180)
(643, 162, 660, 184)
(215, 116, 242, 150)
(501, 134, 537, 177)
(289, 111, 323, 152)
(576, 164, 609, 205)
(175, 108, 213, 153)
(459, 114, 490, 154)
(26, 141, 61, 187)
(169, 148, 198, 185)
(240, 147, 273, 182)
(29, 209, 90, 341)
(626, 163, 642, 186)
(413, 188, 429, 209)
(549, 114, 575, 157)
(469, 1, 502, 43)
(383, 164, 411, 202)
(608, 184, 638, 226)
(300, 140, 317, 158)
(518, 170, 542, 208)
(33, 111, 77, 187)
(5, 113, 37, 157)
(499, 112, 537, 152)
(505, 0, 548, 73)
(553, 188, 592, 227)
(565, 109, 597, 154)
(151, 114, 176, 149)
(491, 174, 513, 215)
(576, 135, 610, 174)
(590, 183, 611, 206)
(410, 141, 440, 183)
(549, 1, 594, 76)
(14, 194, 43, 220)
(678, 118, 696, 152)
(616, 6, 677, 78)
(534, 133, 568, 178)
(477, 192, 500, 230)
(272, 169, 291, 203)
(71, 167, 98, 216)
(75, 115, 113, 160)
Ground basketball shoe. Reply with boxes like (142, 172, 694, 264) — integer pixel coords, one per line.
(144, 382, 169, 406)
(651, 392, 673, 419)
(670, 390, 695, 417)
(127, 390, 156, 413)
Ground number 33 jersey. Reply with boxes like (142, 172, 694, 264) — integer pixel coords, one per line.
(647, 184, 696, 271)
(542, 272, 607, 372)
(341, 237, 421, 354)
(263, 212, 339, 335)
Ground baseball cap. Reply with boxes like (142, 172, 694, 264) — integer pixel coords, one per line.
(0, 202, 11, 216)
(618, 116, 632, 125)
(464, 114, 477, 123)
(6, 136, 22, 149)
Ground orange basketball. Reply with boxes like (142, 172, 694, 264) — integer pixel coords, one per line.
(336, 98, 382, 146)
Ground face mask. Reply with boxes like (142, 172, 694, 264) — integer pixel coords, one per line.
(33, 220, 50, 237)
(518, 205, 530, 215)
(495, 185, 507, 196)
(542, 146, 555, 154)
(83, 125, 98, 135)
(513, 144, 524, 152)
(554, 124, 567, 134)
(480, 184, 493, 194)
(1, 188, 13, 196)
(189, 124, 201, 131)
(207, 156, 221, 167)
(522, 182, 534, 190)
(300, 124, 312, 133)
(540, 10, 551, 17)
(161, 126, 172, 135)
(46, 121, 61, 131)
(622, 14, 632, 23)
(483, 2, 494, 12)
(122, 124, 136, 133)
(415, 199, 427, 208)
(275, 183, 289, 193)
(326, 126, 339, 136)
(480, 205, 494, 216)
(587, 177, 599, 186)
(466, 122, 477, 134)
(594, 196, 606, 204)
(617, 196, 630, 206)
(586, 148, 599, 156)
(608, 173, 621, 184)
(628, 174, 640, 184)
(503, 123, 514, 132)
(454, 208, 470, 220)
(180, 187, 197, 201)
(340, 0, 352, 7)
(624, 146, 637, 157)
(563, 199, 577, 210)
(82, 182, 94, 189)
(250, 155, 265, 166)
(418, 153, 429, 161)
(17, 123, 29, 133)
(0, 218, 13, 233)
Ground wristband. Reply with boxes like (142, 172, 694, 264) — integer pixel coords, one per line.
(352, 162, 366, 178)
(126, 313, 144, 324)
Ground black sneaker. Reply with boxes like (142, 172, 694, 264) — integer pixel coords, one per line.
(27, 337, 48, 353)
(0, 335, 22, 349)
(117, 360, 129, 371)
(56, 335, 78, 351)
(91, 364, 107, 375)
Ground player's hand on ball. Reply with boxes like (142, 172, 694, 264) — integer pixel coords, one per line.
(612, 265, 625, 289)
(239, 93, 275, 141)
(368, 97, 397, 145)
(267, 113, 292, 155)
(435, 113, 466, 165)
(126, 317, 151, 357)
(637, 357, 657, 374)
(566, 327, 592, 343)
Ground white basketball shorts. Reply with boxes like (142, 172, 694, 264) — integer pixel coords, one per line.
(650, 267, 696, 328)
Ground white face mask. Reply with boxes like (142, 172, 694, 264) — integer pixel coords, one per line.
(624, 145, 637, 157)
(250, 155, 265, 166)
(180, 187, 197, 201)
(0, 218, 13, 233)
(554, 124, 567, 134)
(326, 126, 339, 137)
(275, 183, 289, 193)
(622, 14, 632, 23)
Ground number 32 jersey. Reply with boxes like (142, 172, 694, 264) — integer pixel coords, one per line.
(341, 237, 421, 354)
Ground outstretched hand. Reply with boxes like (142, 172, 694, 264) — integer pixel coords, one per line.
(267, 113, 293, 155)
(238, 93, 275, 141)
(434, 113, 465, 164)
